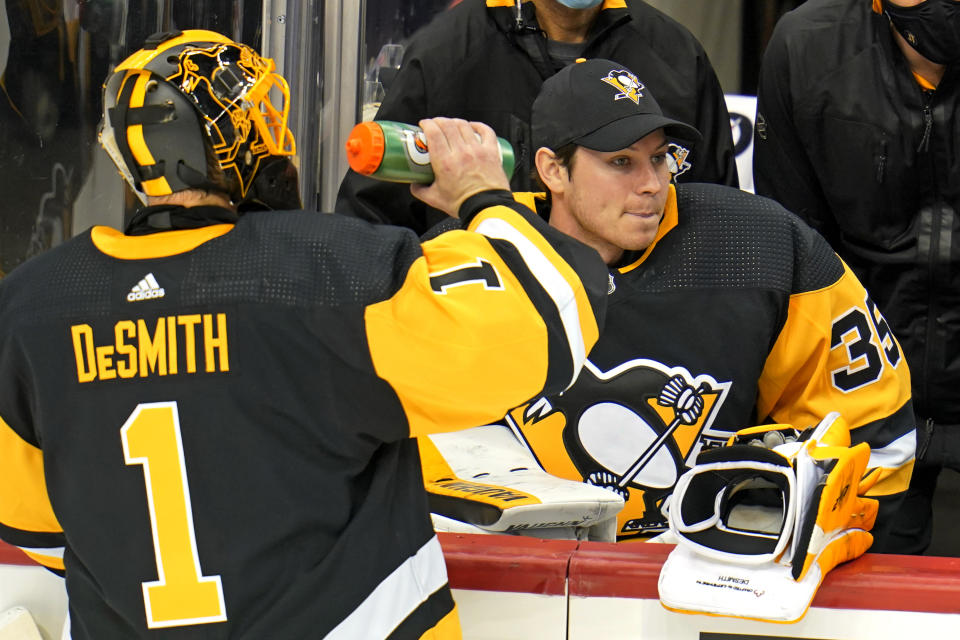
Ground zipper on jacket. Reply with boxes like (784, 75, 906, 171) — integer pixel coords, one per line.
(917, 97, 933, 153)
(918, 417, 935, 461)
(876, 137, 887, 183)
(918, 85, 944, 418)
(920, 205, 936, 416)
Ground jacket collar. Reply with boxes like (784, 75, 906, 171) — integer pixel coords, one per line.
(487, 0, 631, 78)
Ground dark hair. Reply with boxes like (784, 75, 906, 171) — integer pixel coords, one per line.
(530, 142, 579, 194)
(203, 137, 233, 199)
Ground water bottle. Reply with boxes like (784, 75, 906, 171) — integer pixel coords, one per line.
(345, 120, 515, 184)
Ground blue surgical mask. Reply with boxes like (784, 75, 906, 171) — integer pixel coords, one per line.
(555, 0, 605, 9)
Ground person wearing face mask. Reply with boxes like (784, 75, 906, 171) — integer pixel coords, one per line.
(753, 0, 960, 555)
(336, 0, 738, 235)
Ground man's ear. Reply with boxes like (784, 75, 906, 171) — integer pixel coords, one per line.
(535, 147, 568, 195)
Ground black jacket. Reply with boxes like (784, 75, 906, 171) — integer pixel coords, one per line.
(337, 0, 738, 234)
(754, 0, 960, 426)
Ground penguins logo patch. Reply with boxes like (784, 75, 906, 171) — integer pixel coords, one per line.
(507, 359, 731, 538)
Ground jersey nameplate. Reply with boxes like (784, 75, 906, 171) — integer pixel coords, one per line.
(71, 313, 230, 383)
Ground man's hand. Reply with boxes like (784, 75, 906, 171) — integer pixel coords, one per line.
(410, 118, 511, 217)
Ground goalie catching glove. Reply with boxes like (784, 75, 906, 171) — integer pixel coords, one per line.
(658, 412, 880, 622)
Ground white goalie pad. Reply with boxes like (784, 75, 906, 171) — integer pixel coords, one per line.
(420, 425, 624, 540)
(0, 607, 43, 640)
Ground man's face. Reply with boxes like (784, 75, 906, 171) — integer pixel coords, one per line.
(548, 130, 672, 264)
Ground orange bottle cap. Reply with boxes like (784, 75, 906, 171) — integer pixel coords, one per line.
(345, 121, 386, 175)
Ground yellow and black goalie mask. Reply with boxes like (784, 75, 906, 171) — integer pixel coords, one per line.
(99, 29, 297, 208)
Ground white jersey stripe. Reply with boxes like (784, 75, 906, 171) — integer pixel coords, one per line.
(18, 545, 65, 560)
(325, 535, 448, 639)
(475, 217, 587, 387)
(868, 429, 916, 469)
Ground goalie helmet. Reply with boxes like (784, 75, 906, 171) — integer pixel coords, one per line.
(99, 29, 299, 209)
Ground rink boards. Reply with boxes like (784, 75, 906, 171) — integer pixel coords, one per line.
(3, 533, 960, 639)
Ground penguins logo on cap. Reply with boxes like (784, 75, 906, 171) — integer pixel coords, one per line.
(600, 69, 644, 105)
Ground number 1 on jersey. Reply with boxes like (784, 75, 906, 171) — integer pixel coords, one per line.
(121, 402, 227, 628)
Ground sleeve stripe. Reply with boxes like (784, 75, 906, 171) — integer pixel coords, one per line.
(866, 460, 915, 497)
(0, 521, 65, 549)
(326, 535, 448, 639)
(18, 545, 64, 560)
(0, 415, 61, 533)
(486, 239, 572, 392)
(868, 430, 916, 471)
(19, 546, 66, 571)
(863, 430, 916, 497)
(474, 217, 586, 387)
(848, 401, 916, 450)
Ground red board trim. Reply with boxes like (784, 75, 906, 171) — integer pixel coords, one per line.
(0, 541, 34, 566)
(439, 533, 576, 596)
(7, 534, 960, 614)
(440, 534, 960, 614)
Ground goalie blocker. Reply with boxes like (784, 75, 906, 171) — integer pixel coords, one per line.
(658, 412, 880, 622)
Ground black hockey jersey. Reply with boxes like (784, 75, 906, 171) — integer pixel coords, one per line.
(505, 184, 915, 548)
(0, 193, 606, 638)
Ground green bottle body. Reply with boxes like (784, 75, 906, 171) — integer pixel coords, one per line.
(361, 120, 515, 184)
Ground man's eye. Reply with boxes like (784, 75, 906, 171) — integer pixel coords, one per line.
(651, 153, 667, 166)
(611, 157, 630, 167)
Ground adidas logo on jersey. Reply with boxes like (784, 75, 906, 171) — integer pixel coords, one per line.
(127, 273, 165, 302)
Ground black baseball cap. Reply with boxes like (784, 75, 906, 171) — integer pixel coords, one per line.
(532, 58, 702, 152)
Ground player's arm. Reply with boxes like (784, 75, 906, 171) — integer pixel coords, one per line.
(0, 413, 65, 575)
(365, 119, 608, 438)
(756, 256, 914, 551)
(753, 22, 840, 246)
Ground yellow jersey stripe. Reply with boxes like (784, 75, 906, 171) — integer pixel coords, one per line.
(418, 605, 461, 640)
(867, 458, 915, 497)
(864, 430, 916, 496)
(0, 416, 61, 534)
(91, 224, 234, 259)
(20, 546, 65, 571)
